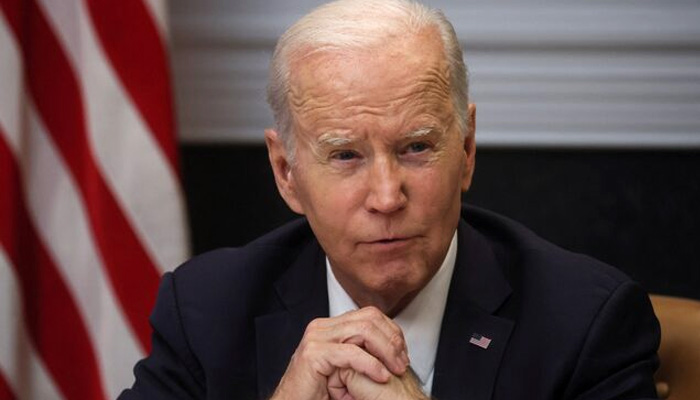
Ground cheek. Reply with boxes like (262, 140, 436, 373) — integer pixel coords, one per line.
(295, 172, 364, 227)
(406, 164, 464, 227)
(413, 162, 462, 202)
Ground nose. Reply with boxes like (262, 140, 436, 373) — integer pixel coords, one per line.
(365, 156, 407, 214)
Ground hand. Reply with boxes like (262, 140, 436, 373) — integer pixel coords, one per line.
(327, 367, 429, 400)
(270, 307, 410, 400)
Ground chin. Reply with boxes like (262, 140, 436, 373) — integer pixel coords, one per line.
(368, 278, 423, 316)
(365, 264, 424, 296)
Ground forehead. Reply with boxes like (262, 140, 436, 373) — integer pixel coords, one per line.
(287, 30, 453, 137)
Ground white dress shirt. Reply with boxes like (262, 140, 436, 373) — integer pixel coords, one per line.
(326, 232, 458, 395)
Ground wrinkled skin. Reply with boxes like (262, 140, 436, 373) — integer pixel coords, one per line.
(267, 27, 476, 400)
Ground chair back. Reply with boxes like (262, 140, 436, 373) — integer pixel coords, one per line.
(650, 294, 700, 400)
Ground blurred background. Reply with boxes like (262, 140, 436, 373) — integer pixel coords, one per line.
(170, 0, 700, 300)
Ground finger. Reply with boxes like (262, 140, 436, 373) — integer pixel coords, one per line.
(340, 307, 405, 350)
(326, 343, 393, 383)
(332, 368, 393, 400)
(305, 308, 409, 374)
(335, 367, 429, 400)
(308, 307, 403, 347)
(298, 341, 392, 384)
(327, 370, 353, 400)
(341, 324, 408, 375)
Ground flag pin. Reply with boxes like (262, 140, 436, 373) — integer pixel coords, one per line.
(469, 333, 492, 349)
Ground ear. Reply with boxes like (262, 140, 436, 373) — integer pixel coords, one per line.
(460, 103, 477, 192)
(264, 129, 304, 214)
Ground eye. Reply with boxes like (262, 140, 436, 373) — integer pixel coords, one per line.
(405, 141, 431, 154)
(330, 150, 359, 161)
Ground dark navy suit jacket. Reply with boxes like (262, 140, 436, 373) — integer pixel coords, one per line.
(120, 205, 660, 399)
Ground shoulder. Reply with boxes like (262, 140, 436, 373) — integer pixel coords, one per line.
(168, 217, 315, 310)
(460, 204, 649, 337)
(148, 218, 319, 375)
(175, 217, 314, 277)
(462, 205, 659, 397)
(461, 204, 631, 293)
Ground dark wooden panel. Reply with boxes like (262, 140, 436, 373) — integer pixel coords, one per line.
(181, 145, 700, 299)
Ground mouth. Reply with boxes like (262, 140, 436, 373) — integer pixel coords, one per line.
(361, 236, 415, 250)
(365, 234, 410, 243)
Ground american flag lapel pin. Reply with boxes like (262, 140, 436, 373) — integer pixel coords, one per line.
(469, 333, 492, 349)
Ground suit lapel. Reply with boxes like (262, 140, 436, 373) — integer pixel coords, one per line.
(255, 239, 329, 398)
(432, 221, 515, 400)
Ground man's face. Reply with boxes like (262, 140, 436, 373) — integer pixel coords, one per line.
(267, 30, 475, 315)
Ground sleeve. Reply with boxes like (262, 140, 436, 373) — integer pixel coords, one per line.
(118, 272, 206, 400)
(564, 281, 661, 400)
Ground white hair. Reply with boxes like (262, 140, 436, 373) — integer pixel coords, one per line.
(266, 0, 470, 156)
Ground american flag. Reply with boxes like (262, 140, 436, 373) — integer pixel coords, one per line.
(469, 333, 492, 349)
(0, 0, 189, 398)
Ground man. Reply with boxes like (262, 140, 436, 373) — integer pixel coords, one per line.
(121, 0, 660, 399)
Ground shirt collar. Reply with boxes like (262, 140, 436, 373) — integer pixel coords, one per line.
(326, 231, 458, 394)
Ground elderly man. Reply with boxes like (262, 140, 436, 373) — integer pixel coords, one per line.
(121, 0, 660, 399)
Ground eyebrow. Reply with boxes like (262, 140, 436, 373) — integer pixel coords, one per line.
(315, 126, 439, 147)
(317, 132, 354, 147)
(405, 127, 434, 139)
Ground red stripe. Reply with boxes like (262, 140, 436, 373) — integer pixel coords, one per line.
(86, 0, 179, 175)
(0, 0, 160, 352)
(0, 130, 107, 400)
(0, 0, 17, 32)
(0, 370, 16, 400)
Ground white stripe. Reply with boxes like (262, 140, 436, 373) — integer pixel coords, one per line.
(37, 0, 189, 273)
(143, 0, 169, 39)
(18, 103, 144, 399)
(0, 11, 23, 154)
(0, 247, 64, 400)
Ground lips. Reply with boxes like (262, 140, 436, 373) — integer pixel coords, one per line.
(366, 236, 410, 244)
(360, 236, 415, 251)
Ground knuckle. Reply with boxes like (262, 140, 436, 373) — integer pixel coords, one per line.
(362, 306, 382, 318)
(389, 331, 404, 350)
(304, 340, 320, 354)
(295, 340, 310, 356)
(306, 317, 324, 331)
(296, 340, 321, 364)
(339, 367, 355, 382)
(366, 356, 384, 375)
(309, 357, 327, 374)
(303, 318, 329, 340)
(356, 320, 374, 335)
(297, 340, 318, 355)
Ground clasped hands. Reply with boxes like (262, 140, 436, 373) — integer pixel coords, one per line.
(271, 307, 429, 400)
